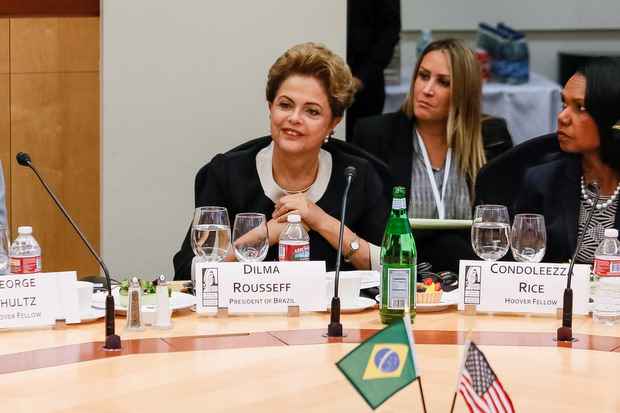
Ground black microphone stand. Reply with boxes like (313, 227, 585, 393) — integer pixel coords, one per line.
(17, 153, 121, 350)
(327, 167, 356, 337)
(557, 182, 600, 342)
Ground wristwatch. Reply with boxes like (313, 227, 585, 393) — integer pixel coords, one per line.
(344, 237, 360, 262)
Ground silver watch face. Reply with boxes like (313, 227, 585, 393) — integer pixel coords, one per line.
(350, 240, 360, 251)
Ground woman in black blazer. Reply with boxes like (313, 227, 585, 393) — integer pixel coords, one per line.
(353, 39, 511, 272)
(515, 58, 620, 264)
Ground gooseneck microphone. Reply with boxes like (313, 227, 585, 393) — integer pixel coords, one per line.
(327, 166, 357, 337)
(557, 181, 600, 342)
(16, 152, 121, 350)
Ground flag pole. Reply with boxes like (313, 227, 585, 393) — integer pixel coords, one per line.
(417, 376, 428, 413)
(449, 391, 457, 413)
(404, 273, 427, 413)
(451, 332, 472, 413)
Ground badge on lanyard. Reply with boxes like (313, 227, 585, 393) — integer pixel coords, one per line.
(415, 129, 451, 220)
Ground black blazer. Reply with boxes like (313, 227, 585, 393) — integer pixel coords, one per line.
(475, 133, 563, 216)
(352, 110, 513, 199)
(172, 137, 391, 279)
(514, 154, 620, 263)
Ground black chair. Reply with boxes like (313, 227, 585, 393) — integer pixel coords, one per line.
(481, 115, 514, 161)
(474, 133, 562, 216)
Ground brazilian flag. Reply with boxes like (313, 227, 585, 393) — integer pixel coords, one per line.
(336, 318, 418, 409)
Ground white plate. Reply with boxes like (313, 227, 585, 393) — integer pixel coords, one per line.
(325, 297, 377, 313)
(326, 270, 380, 289)
(79, 308, 105, 322)
(375, 290, 459, 313)
(92, 289, 196, 312)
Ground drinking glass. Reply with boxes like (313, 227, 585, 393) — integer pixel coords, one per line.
(471, 205, 511, 261)
(191, 206, 231, 262)
(0, 226, 9, 274)
(510, 213, 546, 263)
(232, 213, 269, 262)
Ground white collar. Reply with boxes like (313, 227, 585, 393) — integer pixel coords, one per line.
(256, 142, 332, 203)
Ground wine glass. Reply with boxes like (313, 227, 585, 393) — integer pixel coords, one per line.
(232, 213, 269, 262)
(191, 206, 231, 262)
(471, 205, 510, 261)
(510, 213, 546, 263)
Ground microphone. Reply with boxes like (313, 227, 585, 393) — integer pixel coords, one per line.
(557, 181, 600, 342)
(16, 152, 121, 350)
(327, 165, 357, 337)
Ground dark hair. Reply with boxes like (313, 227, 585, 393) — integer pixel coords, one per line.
(578, 57, 620, 172)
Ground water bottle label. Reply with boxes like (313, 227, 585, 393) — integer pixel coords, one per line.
(594, 258, 620, 277)
(392, 198, 406, 210)
(10, 256, 42, 274)
(387, 268, 410, 309)
(278, 243, 310, 261)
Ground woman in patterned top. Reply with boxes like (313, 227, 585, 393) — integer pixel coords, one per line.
(515, 58, 620, 263)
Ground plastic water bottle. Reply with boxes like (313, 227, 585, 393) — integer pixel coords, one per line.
(9, 226, 42, 274)
(593, 228, 620, 325)
(278, 214, 310, 261)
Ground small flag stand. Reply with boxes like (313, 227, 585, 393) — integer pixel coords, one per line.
(336, 279, 427, 411)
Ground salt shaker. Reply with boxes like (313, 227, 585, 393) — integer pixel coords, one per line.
(154, 274, 172, 329)
(125, 277, 144, 331)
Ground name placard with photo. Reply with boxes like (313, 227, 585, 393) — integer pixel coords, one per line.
(458, 260, 591, 315)
(194, 261, 326, 314)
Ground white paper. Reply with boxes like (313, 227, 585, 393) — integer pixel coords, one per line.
(0, 274, 58, 328)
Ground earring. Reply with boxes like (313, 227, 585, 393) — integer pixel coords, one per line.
(324, 130, 334, 144)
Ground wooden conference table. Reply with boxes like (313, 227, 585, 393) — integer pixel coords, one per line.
(1, 306, 619, 412)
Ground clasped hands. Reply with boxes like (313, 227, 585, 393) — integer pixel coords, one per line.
(266, 193, 326, 245)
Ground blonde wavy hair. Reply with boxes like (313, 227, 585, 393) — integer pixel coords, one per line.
(266, 42, 358, 118)
(401, 39, 485, 188)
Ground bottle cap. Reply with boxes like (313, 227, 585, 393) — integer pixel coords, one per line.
(17, 226, 32, 235)
(604, 228, 619, 238)
(287, 214, 301, 223)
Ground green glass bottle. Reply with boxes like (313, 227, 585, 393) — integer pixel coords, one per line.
(380, 186, 417, 324)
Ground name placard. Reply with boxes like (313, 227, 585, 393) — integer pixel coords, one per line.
(458, 260, 591, 315)
(194, 261, 326, 313)
(0, 274, 58, 328)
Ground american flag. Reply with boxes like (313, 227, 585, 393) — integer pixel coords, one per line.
(457, 342, 515, 413)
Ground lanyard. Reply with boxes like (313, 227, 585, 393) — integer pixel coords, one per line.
(415, 129, 451, 219)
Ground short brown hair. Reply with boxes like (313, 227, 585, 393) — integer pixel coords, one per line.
(266, 42, 358, 117)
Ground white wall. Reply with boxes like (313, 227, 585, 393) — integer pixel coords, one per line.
(402, 0, 620, 31)
(398, 0, 620, 81)
(400, 30, 620, 83)
(102, 1, 347, 279)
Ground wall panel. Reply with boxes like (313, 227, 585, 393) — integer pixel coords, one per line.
(0, 75, 9, 228)
(0, 19, 8, 73)
(10, 17, 99, 73)
(0, 20, 9, 229)
(11, 71, 99, 275)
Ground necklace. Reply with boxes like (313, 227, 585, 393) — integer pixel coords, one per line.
(281, 181, 314, 195)
(580, 176, 620, 210)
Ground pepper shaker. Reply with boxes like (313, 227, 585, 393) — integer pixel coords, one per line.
(125, 277, 144, 331)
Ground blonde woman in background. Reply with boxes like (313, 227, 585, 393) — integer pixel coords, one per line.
(353, 38, 509, 271)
